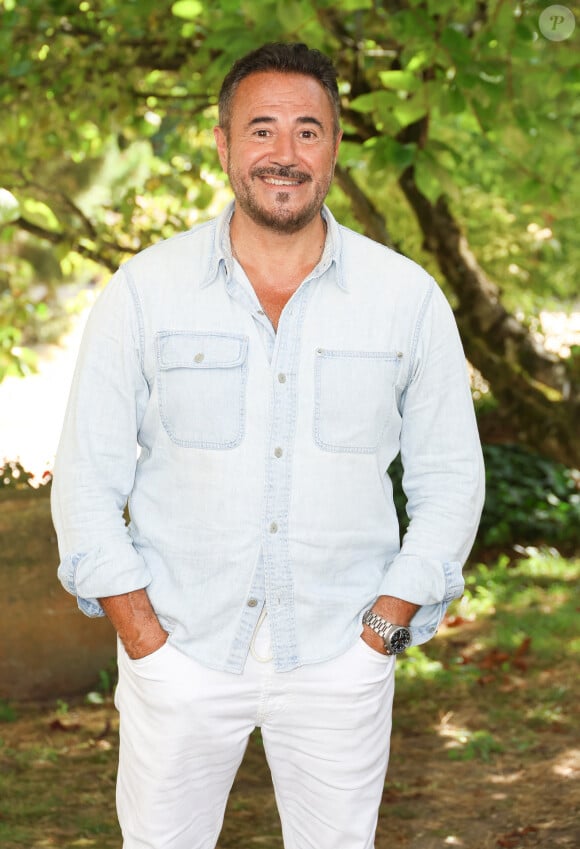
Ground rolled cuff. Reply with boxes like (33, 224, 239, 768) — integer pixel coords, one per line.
(57, 544, 152, 619)
(377, 556, 465, 646)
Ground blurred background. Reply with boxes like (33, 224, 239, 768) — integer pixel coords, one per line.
(0, 2, 578, 847)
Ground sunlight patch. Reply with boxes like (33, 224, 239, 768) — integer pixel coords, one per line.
(552, 749, 580, 779)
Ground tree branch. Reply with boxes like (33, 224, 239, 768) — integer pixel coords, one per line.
(397, 164, 579, 465)
(334, 164, 398, 250)
(10, 217, 127, 272)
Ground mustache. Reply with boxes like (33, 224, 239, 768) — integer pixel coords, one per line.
(251, 166, 311, 182)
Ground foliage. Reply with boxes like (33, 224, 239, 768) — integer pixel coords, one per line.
(0, 2, 578, 331)
(0, 0, 578, 459)
(0, 700, 17, 723)
(398, 547, 579, 694)
(4, 440, 578, 547)
(0, 460, 51, 490)
(86, 659, 119, 705)
(1, 552, 578, 846)
(0, 460, 34, 490)
(460, 548, 578, 639)
(389, 443, 580, 550)
(479, 444, 580, 547)
(445, 728, 504, 762)
(55, 699, 69, 717)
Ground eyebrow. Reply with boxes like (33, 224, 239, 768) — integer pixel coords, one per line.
(247, 116, 325, 129)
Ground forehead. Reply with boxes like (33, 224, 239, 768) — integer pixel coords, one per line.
(231, 71, 335, 126)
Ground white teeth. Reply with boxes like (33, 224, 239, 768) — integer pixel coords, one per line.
(263, 177, 299, 186)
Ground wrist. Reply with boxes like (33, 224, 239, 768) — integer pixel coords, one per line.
(123, 627, 168, 660)
(99, 590, 168, 659)
(361, 623, 388, 655)
(370, 594, 419, 627)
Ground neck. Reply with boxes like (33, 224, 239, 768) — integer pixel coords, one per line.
(229, 207, 327, 277)
(229, 207, 328, 330)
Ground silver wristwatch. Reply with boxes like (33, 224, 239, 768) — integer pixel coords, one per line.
(362, 609, 412, 655)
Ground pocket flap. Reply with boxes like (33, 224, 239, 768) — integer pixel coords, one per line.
(157, 332, 248, 369)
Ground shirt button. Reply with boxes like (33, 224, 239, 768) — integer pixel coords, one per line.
(247, 598, 258, 608)
(274, 447, 283, 458)
(194, 353, 204, 363)
(277, 373, 286, 383)
(269, 521, 278, 534)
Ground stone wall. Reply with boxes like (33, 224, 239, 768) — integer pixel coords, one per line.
(1, 486, 116, 700)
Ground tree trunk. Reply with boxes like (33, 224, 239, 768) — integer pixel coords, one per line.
(334, 163, 579, 467)
(398, 165, 579, 467)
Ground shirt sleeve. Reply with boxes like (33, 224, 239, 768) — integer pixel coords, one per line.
(51, 269, 151, 617)
(376, 280, 485, 644)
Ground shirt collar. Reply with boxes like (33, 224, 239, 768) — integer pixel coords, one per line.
(202, 200, 347, 291)
(202, 201, 235, 288)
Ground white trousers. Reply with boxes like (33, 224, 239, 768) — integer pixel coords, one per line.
(115, 616, 395, 849)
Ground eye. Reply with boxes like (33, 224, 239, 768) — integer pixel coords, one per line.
(298, 129, 321, 143)
(253, 128, 271, 138)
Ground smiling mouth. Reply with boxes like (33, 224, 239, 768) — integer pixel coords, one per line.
(253, 168, 311, 187)
(262, 176, 302, 187)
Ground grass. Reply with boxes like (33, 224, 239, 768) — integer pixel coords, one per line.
(0, 548, 578, 849)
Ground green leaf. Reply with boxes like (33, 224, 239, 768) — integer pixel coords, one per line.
(20, 198, 60, 232)
(438, 83, 467, 115)
(170, 0, 203, 20)
(334, 0, 372, 9)
(563, 66, 580, 90)
(276, 0, 312, 31)
(349, 93, 382, 114)
(440, 25, 471, 63)
(393, 96, 428, 128)
(413, 157, 442, 203)
(378, 70, 421, 93)
(370, 138, 417, 172)
(405, 50, 432, 73)
(391, 9, 436, 41)
(349, 91, 400, 133)
(240, 0, 280, 26)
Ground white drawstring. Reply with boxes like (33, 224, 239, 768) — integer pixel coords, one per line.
(249, 607, 273, 663)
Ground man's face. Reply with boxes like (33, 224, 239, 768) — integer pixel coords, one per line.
(214, 72, 342, 234)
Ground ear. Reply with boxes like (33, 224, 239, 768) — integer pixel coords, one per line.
(214, 126, 229, 172)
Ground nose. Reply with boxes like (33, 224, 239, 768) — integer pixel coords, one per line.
(269, 131, 298, 167)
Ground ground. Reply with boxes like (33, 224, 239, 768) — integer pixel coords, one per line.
(1, 486, 578, 848)
(1, 607, 578, 849)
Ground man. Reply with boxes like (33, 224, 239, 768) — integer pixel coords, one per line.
(52, 42, 485, 849)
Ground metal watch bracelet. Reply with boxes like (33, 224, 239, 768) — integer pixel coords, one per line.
(362, 609, 412, 655)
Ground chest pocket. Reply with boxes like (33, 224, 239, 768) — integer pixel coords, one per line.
(314, 348, 401, 453)
(156, 331, 248, 449)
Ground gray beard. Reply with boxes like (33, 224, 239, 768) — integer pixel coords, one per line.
(236, 191, 324, 234)
(228, 165, 331, 234)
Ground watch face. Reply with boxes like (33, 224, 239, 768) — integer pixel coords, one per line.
(389, 627, 412, 654)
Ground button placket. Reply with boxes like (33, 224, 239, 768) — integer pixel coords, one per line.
(261, 284, 313, 667)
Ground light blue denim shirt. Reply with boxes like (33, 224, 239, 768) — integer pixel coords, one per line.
(51, 201, 485, 673)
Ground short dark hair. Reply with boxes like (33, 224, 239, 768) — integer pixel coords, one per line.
(218, 42, 341, 138)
